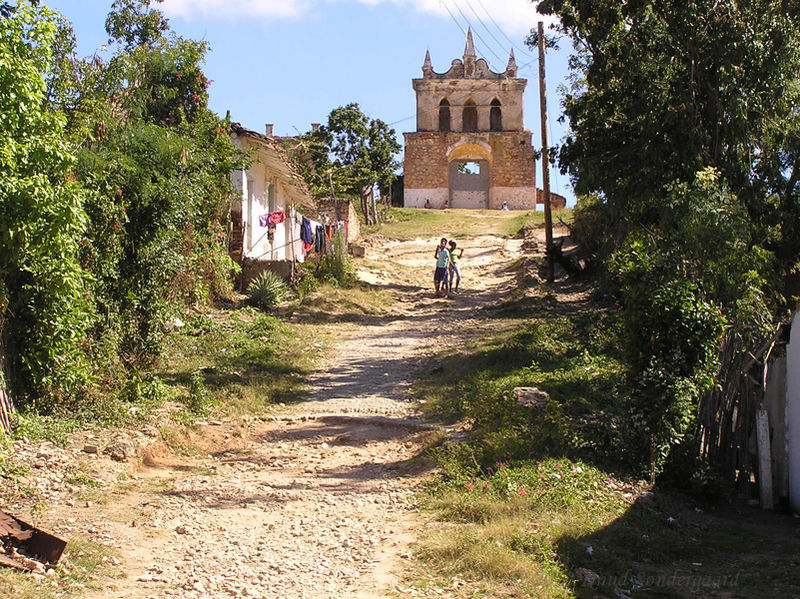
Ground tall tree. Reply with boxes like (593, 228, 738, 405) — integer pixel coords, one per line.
(0, 0, 90, 403)
(292, 103, 400, 225)
(534, 0, 800, 474)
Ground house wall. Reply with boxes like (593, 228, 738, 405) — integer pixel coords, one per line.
(231, 138, 297, 263)
(787, 311, 800, 513)
(313, 199, 361, 242)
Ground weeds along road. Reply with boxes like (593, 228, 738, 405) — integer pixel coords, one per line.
(7, 212, 544, 599)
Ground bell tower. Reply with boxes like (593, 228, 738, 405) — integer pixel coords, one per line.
(403, 28, 537, 209)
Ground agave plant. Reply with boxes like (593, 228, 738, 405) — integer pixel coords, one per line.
(247, 270, 289, 311)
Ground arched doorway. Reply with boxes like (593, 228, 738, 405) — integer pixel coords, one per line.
(448, 142, 491, 208)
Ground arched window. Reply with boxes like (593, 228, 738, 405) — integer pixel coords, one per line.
(490, 98, 502, 131)
(463, 98, 478, 132)
(438, 98, 451, 132)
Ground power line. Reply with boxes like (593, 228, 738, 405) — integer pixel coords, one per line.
(474, 0, 536, 58)
(445, 0, 506, 67)
(463, 0, 514, 60)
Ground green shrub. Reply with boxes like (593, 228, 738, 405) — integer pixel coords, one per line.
(247, 270, 290, 311)
(296, 272, 320, 300)
(316, 231, 356, 287)
(187, 371, 207, 414)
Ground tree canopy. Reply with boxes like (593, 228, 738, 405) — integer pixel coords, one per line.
(535, 0, 800, 475)
(0, 0, 244, 414)
(290, 103, 400, 224)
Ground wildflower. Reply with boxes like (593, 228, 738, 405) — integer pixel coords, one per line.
(483, 482, 489, 489)
(193, 94, 199, 101)
(196, 75, 202, 82)
(176, 73, 182, 79)
(116, 189, 123, 196)
(518, 488, 526, 496)
(166, 117, 170, 122)
(586, 546, 594, 555)
(555, 462, 562, 468)
(466, 482, 474, 491)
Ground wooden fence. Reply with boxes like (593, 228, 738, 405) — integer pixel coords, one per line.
(698, 322, 789, 499)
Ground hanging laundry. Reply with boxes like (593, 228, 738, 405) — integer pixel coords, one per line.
(268, 209, 286, 225)
(258, 214, 270, 227)
(300, 217, 313, 246)
(315, 225, 324, 253)
(292, 218, 305, 263)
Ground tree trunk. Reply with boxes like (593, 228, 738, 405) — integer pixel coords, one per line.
(370, 185, 379, 225)
(360, 185, 373, 226)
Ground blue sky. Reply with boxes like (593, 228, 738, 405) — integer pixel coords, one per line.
(42, 0, 575, 204)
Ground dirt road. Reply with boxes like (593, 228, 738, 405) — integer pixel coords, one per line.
(8, 223, 543, 599)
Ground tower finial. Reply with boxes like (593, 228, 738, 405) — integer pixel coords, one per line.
(506, 48, 517, 77)
(464, 26, 476, 59)
(422, 49, 433, 78)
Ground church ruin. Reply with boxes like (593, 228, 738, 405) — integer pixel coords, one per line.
(403, 28, 538, 210)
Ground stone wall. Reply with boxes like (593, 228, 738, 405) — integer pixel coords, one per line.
(404, 131, 537, 209)
(312, 199, 360, 242)
(240, 258, 294, 290)
(413, 78, 527, 133)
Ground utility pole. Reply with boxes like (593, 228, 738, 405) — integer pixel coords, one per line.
(538, 21, 554, 283)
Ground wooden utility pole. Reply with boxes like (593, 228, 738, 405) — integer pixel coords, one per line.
(538, 21, 554, 283)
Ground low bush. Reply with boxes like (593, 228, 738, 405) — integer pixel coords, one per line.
(247, 270, 290, 311)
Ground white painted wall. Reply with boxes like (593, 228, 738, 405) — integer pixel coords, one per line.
(491, 186, 537, 210)
(451, 190, 488, 209)
(404, 188, 449, 209)
(786, 310, 800, 512)
(231, 137, 301, 263)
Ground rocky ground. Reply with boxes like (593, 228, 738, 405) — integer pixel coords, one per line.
(2, 217, 555, 598)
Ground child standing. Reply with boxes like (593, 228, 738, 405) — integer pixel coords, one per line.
(433, 237, 450, 297)
(448, 240, 463, 294)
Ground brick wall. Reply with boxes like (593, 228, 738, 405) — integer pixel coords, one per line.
(404, 131, 537, 209)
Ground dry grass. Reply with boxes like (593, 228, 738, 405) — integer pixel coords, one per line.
(378, 208, 551, 242)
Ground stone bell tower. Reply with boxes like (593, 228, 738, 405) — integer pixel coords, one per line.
(403, 28, 537, 209)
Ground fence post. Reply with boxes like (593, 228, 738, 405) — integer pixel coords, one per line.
(756, 408, 774, 509)
(0, 321, 12, 435)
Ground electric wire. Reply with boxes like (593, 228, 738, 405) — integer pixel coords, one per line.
(474, 0, 536, 58)
(445, 0, 506, 67)
(462, 0, 515, 60)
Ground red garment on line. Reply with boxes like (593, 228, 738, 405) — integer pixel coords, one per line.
(268, 209, 286, 225)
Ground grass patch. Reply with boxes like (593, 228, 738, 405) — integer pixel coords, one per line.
(289, 281, 398, 324)
(416, 304, 627, 470)
(379, 208, 550, 241)
(159, 305, 320, 417)
(0, 536, 119, 599)
(414, 452, 800, 598)
(414, 282, 800, 597)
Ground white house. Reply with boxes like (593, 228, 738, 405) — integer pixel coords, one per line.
(229, 123, 316, 281)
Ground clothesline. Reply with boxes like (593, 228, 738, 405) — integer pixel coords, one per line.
(248, 212, 347, 261)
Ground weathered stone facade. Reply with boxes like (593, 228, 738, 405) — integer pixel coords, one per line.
(404, 29, 537, 210)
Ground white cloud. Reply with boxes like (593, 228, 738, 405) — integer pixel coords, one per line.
(366, 0, 550, 37)
(159, 0, 553, 37)
(159, 0, 310, 20)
